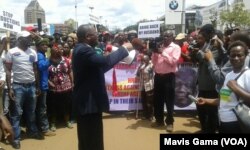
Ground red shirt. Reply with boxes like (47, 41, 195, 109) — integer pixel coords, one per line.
(178, 43, 189, 63)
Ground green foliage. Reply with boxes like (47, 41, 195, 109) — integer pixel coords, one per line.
(123, 24, 138, 32)
(220, 2, 250, 29)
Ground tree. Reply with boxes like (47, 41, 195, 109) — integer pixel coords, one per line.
(64, 18, 77, 33)
(220, 2, 250, 29)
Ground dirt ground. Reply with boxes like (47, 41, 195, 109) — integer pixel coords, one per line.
(0, 111, 200, 150)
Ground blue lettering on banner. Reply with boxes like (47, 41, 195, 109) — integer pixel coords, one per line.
(114, 99, 119, 104)
(110, 98, 142, 104)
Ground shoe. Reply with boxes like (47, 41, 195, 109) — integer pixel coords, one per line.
(66, 122, 73, 129)
(50, 123, 56, 132)
(43, 130, 56, 136)
(166, 124, 173, 132)
(12, 141, 21, 149)
(28, 133, 44, 140)
(151, 122, 164, 128)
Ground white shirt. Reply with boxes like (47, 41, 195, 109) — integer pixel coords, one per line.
(5, 47, 37, 83)
(219, 68, 250, 122)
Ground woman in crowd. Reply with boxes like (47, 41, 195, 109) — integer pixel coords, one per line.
(63, 42, 71, 59)
(197, 40, 250, 133)
(47, 44, 73, 131)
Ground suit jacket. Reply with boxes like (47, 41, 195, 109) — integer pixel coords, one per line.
(72, 43, 129, 116)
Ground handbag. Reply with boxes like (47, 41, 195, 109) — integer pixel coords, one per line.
(231, 69, 250, 133)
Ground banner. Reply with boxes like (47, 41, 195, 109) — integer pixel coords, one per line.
(105, 61, 198, 111)
(105, 61, 142, 111)
(138, 21, 161, 39)
(0, 9, 21, 32)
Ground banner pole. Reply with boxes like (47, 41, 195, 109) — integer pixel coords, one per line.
(6, 31, 10, 50)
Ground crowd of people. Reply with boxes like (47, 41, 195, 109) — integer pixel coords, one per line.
(0, 23, 250, 150)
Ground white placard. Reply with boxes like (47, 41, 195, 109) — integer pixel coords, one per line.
(0, 9, 21, 32)
(138, 21, 161, 39)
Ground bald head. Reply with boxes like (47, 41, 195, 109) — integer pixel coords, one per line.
(77, 24, 95, 42)
(77, 24, 98, 47)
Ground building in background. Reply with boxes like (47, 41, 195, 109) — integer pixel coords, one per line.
(53, 24, 69, 34)
(158, 4, 204, 34)
(24, 0, 46, 24)
(200, 0, 250, 31)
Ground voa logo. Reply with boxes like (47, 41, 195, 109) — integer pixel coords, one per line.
(169, 0, 178, 10)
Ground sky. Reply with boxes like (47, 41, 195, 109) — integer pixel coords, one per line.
(0, 0, 222, 30)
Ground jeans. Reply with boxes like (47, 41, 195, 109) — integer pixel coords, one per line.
(9, 83, 39, 143)
(36, 91, 49, 132)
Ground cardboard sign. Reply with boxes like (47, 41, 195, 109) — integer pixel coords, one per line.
(0, 9, 21, 32)
(138, 21, 161, 39)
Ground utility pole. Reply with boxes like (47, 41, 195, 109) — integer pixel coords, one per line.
(181, 0, 186, 33)
(75, 0, 78, 30)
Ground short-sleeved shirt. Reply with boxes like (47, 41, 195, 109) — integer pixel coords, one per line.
(48, 57, 72, 93)
(219, 68, 250, 122)
(5, 47, 37, 83)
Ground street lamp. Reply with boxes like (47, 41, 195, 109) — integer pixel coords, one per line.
(89, 6, 94, 13)
(99, 16, 102, 25)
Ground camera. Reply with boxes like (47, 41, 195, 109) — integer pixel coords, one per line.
(188, 40, 199, 52)
(148, 36, 163, 52)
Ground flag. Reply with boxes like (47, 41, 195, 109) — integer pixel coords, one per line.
(112, 68, 118, 96)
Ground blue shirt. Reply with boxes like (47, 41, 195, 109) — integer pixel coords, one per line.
(37, 51, 50, 91)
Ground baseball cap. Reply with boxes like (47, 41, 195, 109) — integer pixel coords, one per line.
(17, 31, 31, 39)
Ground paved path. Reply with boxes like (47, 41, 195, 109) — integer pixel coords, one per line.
(1, 111, 200, 150)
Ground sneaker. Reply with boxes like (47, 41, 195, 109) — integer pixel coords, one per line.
(27, 133, 44, 140)
(11, 141, 20, 149)
(151, 122, 164, 128)
(66, 122, 73, 129)
(50, 124, 56, 132)
(43, 130, 56, 136)
(166, 124, 173, 132)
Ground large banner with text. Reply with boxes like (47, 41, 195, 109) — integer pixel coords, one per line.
(105, 62, 198, 111)
(105, 61, 142, 111)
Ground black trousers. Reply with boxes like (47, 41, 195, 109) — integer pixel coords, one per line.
(77, 113, 104, 150)
(196, 90, 218, 133)
(153, 73, 175, 124)
(141, 90, 154, 119)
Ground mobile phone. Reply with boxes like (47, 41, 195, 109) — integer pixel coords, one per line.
(188, 95, 198, 103)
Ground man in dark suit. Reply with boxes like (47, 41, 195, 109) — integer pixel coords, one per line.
(72, 24, 132, 150)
